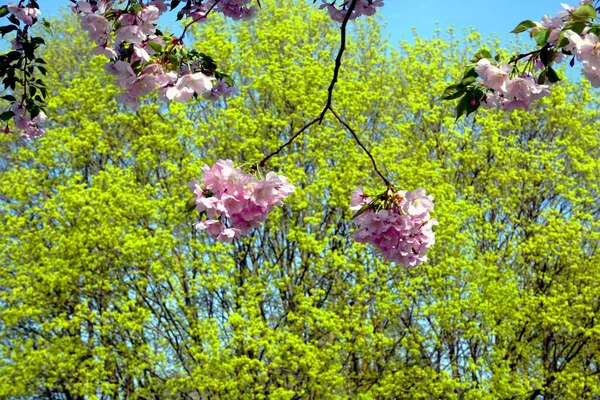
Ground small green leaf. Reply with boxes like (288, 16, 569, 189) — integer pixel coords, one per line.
(41, 18, 52, 35)
(29, 105, 40, 119)
(462, 66, 478, 80)
(0, 5, 9, 18)
(147, 41, 163, 53)
(556, 31, 570, 48)
(456, 88, 483, 121)
(546, 67, 560, 83)
(540, 47, 553, 66)
(1, 95, 16, 102)
(461, 76, 477, 86)
(168, 54, 179, 68)
(0, 25, 18, 37)
(352, 203, 372, 220)
(7, 14, 19, 25)
(0, 110, 14, 121)
(511, 20, 537, 34)
(184, 196, 196, 213)
(534, 28, 551, 46)
(472, 48, 492, 62)
(563, 22, 587, 34)
(571, 4, 597, 20)
(441, 84, 468, 101)
(588, 26, 600, 36)
(538, 70, 547, 84)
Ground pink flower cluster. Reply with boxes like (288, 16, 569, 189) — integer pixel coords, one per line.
(7, 3, 40, 26)
(319, 0, 384, 22)
(475, 59, 551, 111)
(563, 30, 600, 87)
(188, 159, 295, 242)
(9, 104, 47, 140)
(213, 0, 257, 20)
(74, 0, 244, 108)
(350, 188, 437, 267)
(4, 4, 46, 138)
(527, 0, 599, 86)
(203, 79, 238, 101)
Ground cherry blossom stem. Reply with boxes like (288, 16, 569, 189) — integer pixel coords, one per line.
(329, 107, 390, 186)
(509, 44, 549, 64)
(259, 0, 391, 186)
(163, 0, 221, 61)
(318, 0, 357, 119)
(258, 116, 321, 168)
(178, 0, 220, 42)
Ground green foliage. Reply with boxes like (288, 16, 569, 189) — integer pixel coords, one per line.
(0, 2, 599, 399)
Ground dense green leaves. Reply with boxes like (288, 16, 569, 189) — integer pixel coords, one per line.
(0, 2, 599, 399)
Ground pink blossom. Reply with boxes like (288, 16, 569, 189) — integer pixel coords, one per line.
(81, 13, 112, 44)
(7, 3, 40, 26)
(582, 63, 600, 86)
(320, 0, 383, 22)
(11, 107, 47, 140)
(564, 31, 600, 62)
(351, 187, 436, 267)
(73, 1, 93, 13)
(149, 0, 168, 13)
(115, 25, 147, 45)
(91, 44, 117, 59)
(105, 61, 137, 89)
(350, 188, 371, 211)
(475, 59, 512, 92)
(203, 79, 238, 101)
(213, 0, 257, 20)
(189, 160, 295, 242)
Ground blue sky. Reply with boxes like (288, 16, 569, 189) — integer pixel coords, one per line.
(3, 0, 562, 43)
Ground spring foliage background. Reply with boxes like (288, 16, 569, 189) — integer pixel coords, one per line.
(1, 0, 600, 398)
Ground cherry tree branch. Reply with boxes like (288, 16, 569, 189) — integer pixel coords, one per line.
(329, 107, 390, 186)
(260, 0, 390, 186)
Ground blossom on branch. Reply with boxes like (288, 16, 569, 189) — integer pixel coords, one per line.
(350, 187, 437, 267)
(319, 0, 384, 22)
(7, 3, 40, 26)
(188, 160, 295, 242)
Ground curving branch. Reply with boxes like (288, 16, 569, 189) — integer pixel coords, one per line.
(259, 0, 391, 186)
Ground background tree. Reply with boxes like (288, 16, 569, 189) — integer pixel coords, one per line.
(1, 1, 599, 398)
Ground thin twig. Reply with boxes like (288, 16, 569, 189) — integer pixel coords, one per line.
(259, 116, 321, 168)
(163, 0, 221, 61)
(330, 107, 390, 186)
(259, 0, 390, 186)
(179, 0, 221, 41)
(318, 0, 357, 120)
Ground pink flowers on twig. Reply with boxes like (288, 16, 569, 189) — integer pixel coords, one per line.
(350, 187, 437, 267)
(319, 0, 384, 22)
(475, 59, 551, 112)
(188, 159, 295, 242)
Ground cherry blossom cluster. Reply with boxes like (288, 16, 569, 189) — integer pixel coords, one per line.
(7, 2, 40, 25)
(475, 59, 551, 111)
(562, 24, 600, 86)
(73, 0, 242, 109)
(188, 159, 295, 242)
(8, 103, 46, 139)
(0, 1, 48, 139)
(444, 0, 600, 119)
(350, 187, 437, 267)
(1, 0, 385, 138)
(319, 0, 384, 22)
